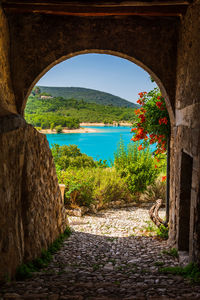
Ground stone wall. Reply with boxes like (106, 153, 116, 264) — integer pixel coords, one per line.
(169, 0, 200, 263)
(6, 12, 178, 117)
(0, 122, 68, 281)
(0, 6, 17, 115)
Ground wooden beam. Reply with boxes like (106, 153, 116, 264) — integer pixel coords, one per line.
(1, 0, 191, 5)
(3, 2, 188, 17)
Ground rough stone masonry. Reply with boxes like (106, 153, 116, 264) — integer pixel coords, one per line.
(0, 0, 200, 281)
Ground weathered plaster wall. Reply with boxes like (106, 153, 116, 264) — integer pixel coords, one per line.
(6, 13, 178, 119)
(0, 6, 17, 115)
(0, 123, 68, 280)
(169, 0, 200, 263)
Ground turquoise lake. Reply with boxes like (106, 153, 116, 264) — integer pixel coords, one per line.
(46, 126, 133, 163)
(46, 126, 156, 163)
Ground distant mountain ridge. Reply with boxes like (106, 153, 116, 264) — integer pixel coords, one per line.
(37, 86, 138, 108)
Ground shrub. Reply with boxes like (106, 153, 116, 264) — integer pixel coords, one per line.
(139, 174, 166, 202)
(58, 168, 95, 207)
(50, 122, 55, 130)
(57, 168, 132, 208)
(114, 139, 159, 194)
(55, 126, 63, 133)
(52, 144, 108, 171)
(52, 144, 99, 170)
(156, 225, 168, 240)
(93, 168, 132, 206)
(132, 88, 170, 155)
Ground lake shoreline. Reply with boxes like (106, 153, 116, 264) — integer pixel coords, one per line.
(40, 127, 100, 134)
(39, 122, 132, 134)
(80, 122, 131, 127)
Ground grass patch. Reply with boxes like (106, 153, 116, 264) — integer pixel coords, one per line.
(143, 221, 168, 240)
(92, 264, 101, 271)
(143, 221, 156, 233)
(156, 225, 168, 240)
(16, 226, 71, 280)
(162, 248, 178, 258)
(160, 263, 200, 283)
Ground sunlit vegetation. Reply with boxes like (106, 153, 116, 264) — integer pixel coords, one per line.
(25, 93, 137, 128)
(53, 141, 166, 210)
(35, 86, 138, 108)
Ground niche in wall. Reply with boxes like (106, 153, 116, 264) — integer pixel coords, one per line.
(178, 150, 193, 251)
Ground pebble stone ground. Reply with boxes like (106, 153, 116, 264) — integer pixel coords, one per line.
(1, 206, 200, 300)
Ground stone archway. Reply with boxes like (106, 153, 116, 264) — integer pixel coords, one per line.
(5, 12, 178, 118)
(25, 50, 175, 127)
(0, 0, 200, 281)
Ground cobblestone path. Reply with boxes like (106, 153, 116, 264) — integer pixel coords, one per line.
(1, 207, 200, 299)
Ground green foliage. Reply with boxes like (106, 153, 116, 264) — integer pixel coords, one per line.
(139, 175, 166, 202)
(36, 86, 138, 108)
(15, 226, 71, 280)
(142, 221, 168, 240)
(160, 263, 200, 283)
(143, 220, 157, 233)
(93, 168, 132, 205)
(162, 248, 179, 258)
(50, 122, 55, 130)
(25, 94, 137, 126)
(52, 144, 132, 208)
(32, 86, 41, 95)
(141, 88, 170, 139)
(59, 169, 95, 207)
(52, 140, 162, 209)
(58, 168, 132, 208)
(156, 225, 168, 240)
(132, 88, 170, 155)
(55, 125, 63, 133)
(52, 144, 99, 170)
(114, 138, 159, 193)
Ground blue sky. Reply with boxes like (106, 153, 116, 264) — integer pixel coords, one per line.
(37, 54, 157, 104)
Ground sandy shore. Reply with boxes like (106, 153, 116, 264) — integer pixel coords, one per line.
(80, 122, 132, 127)
(39, 122, 132, 134)
(39, 127, 100, 134)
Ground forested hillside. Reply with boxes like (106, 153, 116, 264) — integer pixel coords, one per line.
(35, 86, 138, 108)
(25, 94, 136, 129)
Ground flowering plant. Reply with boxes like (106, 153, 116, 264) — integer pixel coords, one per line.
(131, 88, 170, 156)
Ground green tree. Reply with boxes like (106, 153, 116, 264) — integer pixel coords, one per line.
(55, 126, 63, 133)
(50, 123, 55, 131)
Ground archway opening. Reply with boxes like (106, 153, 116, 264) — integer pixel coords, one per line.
(25, 53, 172, 236)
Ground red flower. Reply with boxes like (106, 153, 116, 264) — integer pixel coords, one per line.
(138, 128, 144, 134)
(137, 99, 144, 105)
(138, 92, 144, 97)
(156, 101, 162, 109)
(162, 176, 167, 182)
(159, 117, 168, 125)
(131, 128, 137, 132)
(134, 109, 141, 115)
(155, 165, 158, 168)
(139, 114, 146, 123)
(138, 145, 143, 151)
